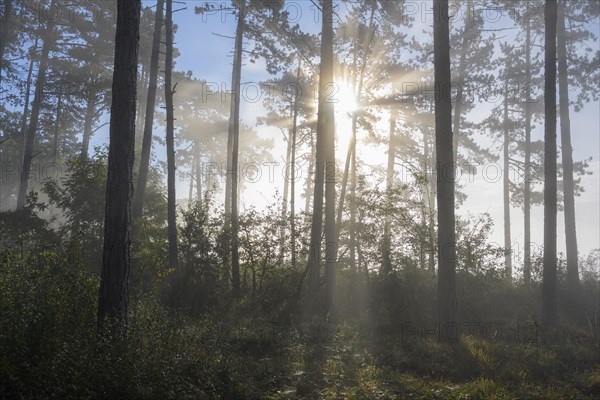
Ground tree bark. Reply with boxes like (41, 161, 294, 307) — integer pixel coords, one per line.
(557, 0, 579, 288)
(98, 0, 141, 329)
(451, 3, 474, 164)
(80, 92, 97, 159)
(290, 61, 302, 270)
(231, 0, 246, 297)
(225, 1, 246, 219)
(304, 131, 315, 215)
(434, 0, 458, 341)
(196, 140, 202, 203)
(306, 1, 335, 315)
(542, 0, 558, 330)
(523, 22, 533, 285)
(279, 120, 293, 261)
(189, 141, 198, 204)
(133, 0, 164, 221)
(322, 0, 336, 317)
(52, 88, 63, 163)
(0, 0, 13, 89)
(503, 76, 512, 280)
(425, 126, 436, 273)
(18, 36, 38, 167)
(17, 9, 54, 211)
(165, 0, 178, 270)
(382, 107, 396, 275)
(337, 1, 376, 269)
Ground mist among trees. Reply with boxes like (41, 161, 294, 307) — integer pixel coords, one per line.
(0, 0, 599, 398)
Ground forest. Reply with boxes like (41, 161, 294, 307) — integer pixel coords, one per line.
(0, 0, 599, 399)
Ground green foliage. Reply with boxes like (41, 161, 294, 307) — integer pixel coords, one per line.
(43, 149, 108, 268)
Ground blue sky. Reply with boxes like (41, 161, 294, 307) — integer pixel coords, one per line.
(90, 1, 600, 262)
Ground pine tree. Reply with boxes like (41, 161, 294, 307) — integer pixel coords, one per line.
(98, 0, 142, 329)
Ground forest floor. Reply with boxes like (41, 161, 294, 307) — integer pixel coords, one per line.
(219, 322, 600, 400)
(1, 250, 598, 399)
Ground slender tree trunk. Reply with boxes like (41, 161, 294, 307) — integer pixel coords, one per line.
(425, 126, 436, 272)
(304, 131, 315, 215)
(189, 141, 198, 204)
(419, 128, 429, 270)
(165, 0, 178, 270)
(279, 120, 293, 261)
(19, 35, 38, 165)
(503, 77, 512, 280)
(337, 0, 375, 260)
(196, 141, 202, 203)
(542, 0, 558, 330)
(290, 61, 301, 270)
(283, 125, 292, 214)
(382, 107, 396, 275)
(557, 0, 579, 288)
(98, 0, 141, 329)
(523, 22, 533, 285)
(17, 11, 54, 211)
(336, 47, 357, 238)
(434, 0, 458, 341)
(52, 89, 63, 163)
(451, 3, 473, 164)
(80, 92, 96, 159)
(306, 0, 335, 314)
(225, 1, 246, 218)
(136, 63, 146, 139)
(321, 0, 336, 316)
(349, 116, 357, 279)
(0, 0, 13, 89)
(133, 0, 164, 220)
(230, 0, 246, 297)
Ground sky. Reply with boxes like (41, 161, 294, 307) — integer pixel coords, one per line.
(91, 0, 599, 265)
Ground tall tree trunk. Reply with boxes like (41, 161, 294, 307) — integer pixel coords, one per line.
(0, 0, 13, 89)
(52, 89, 63, 163)
(230, 0, 246, 297)
(196, 141, 202, 203)
(503, 77, 512, 280)
(80, 92, 96, 159)
(225, 1, 246, 218)
(133, 0, 164, 220)
(19, 35, 38, 165)
(434, 0, 458, 341)
(304, 131, 315, 215)
(451, 3, 474, 164)
(337, 136, 353, 234)
(542, 0, 558, 330)
(381, 107, 396, 275)
(306, 0, 336, 315)
(282, 124, 292, 214)
(189, 141, 197, 204)
(136, 63, 146, 140)
(557, 0, 579, 288)
(165, 0, 178, 270)
(98, 0, 141, 329)
(337, 0, 376, 259)
(279, 121, 293, 261)
(290, 61, 301, 270)
(523, 22, 533, 285)
(419, 126, 430, 270)
(17, 10, 54, 211)
(348, 115, 357, 293)
(321, 0, 336, 316)
(425, 126, 436, 272)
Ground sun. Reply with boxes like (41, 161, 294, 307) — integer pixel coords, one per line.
(334, 80, 359, 160)
(334, 81, 358, 116)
